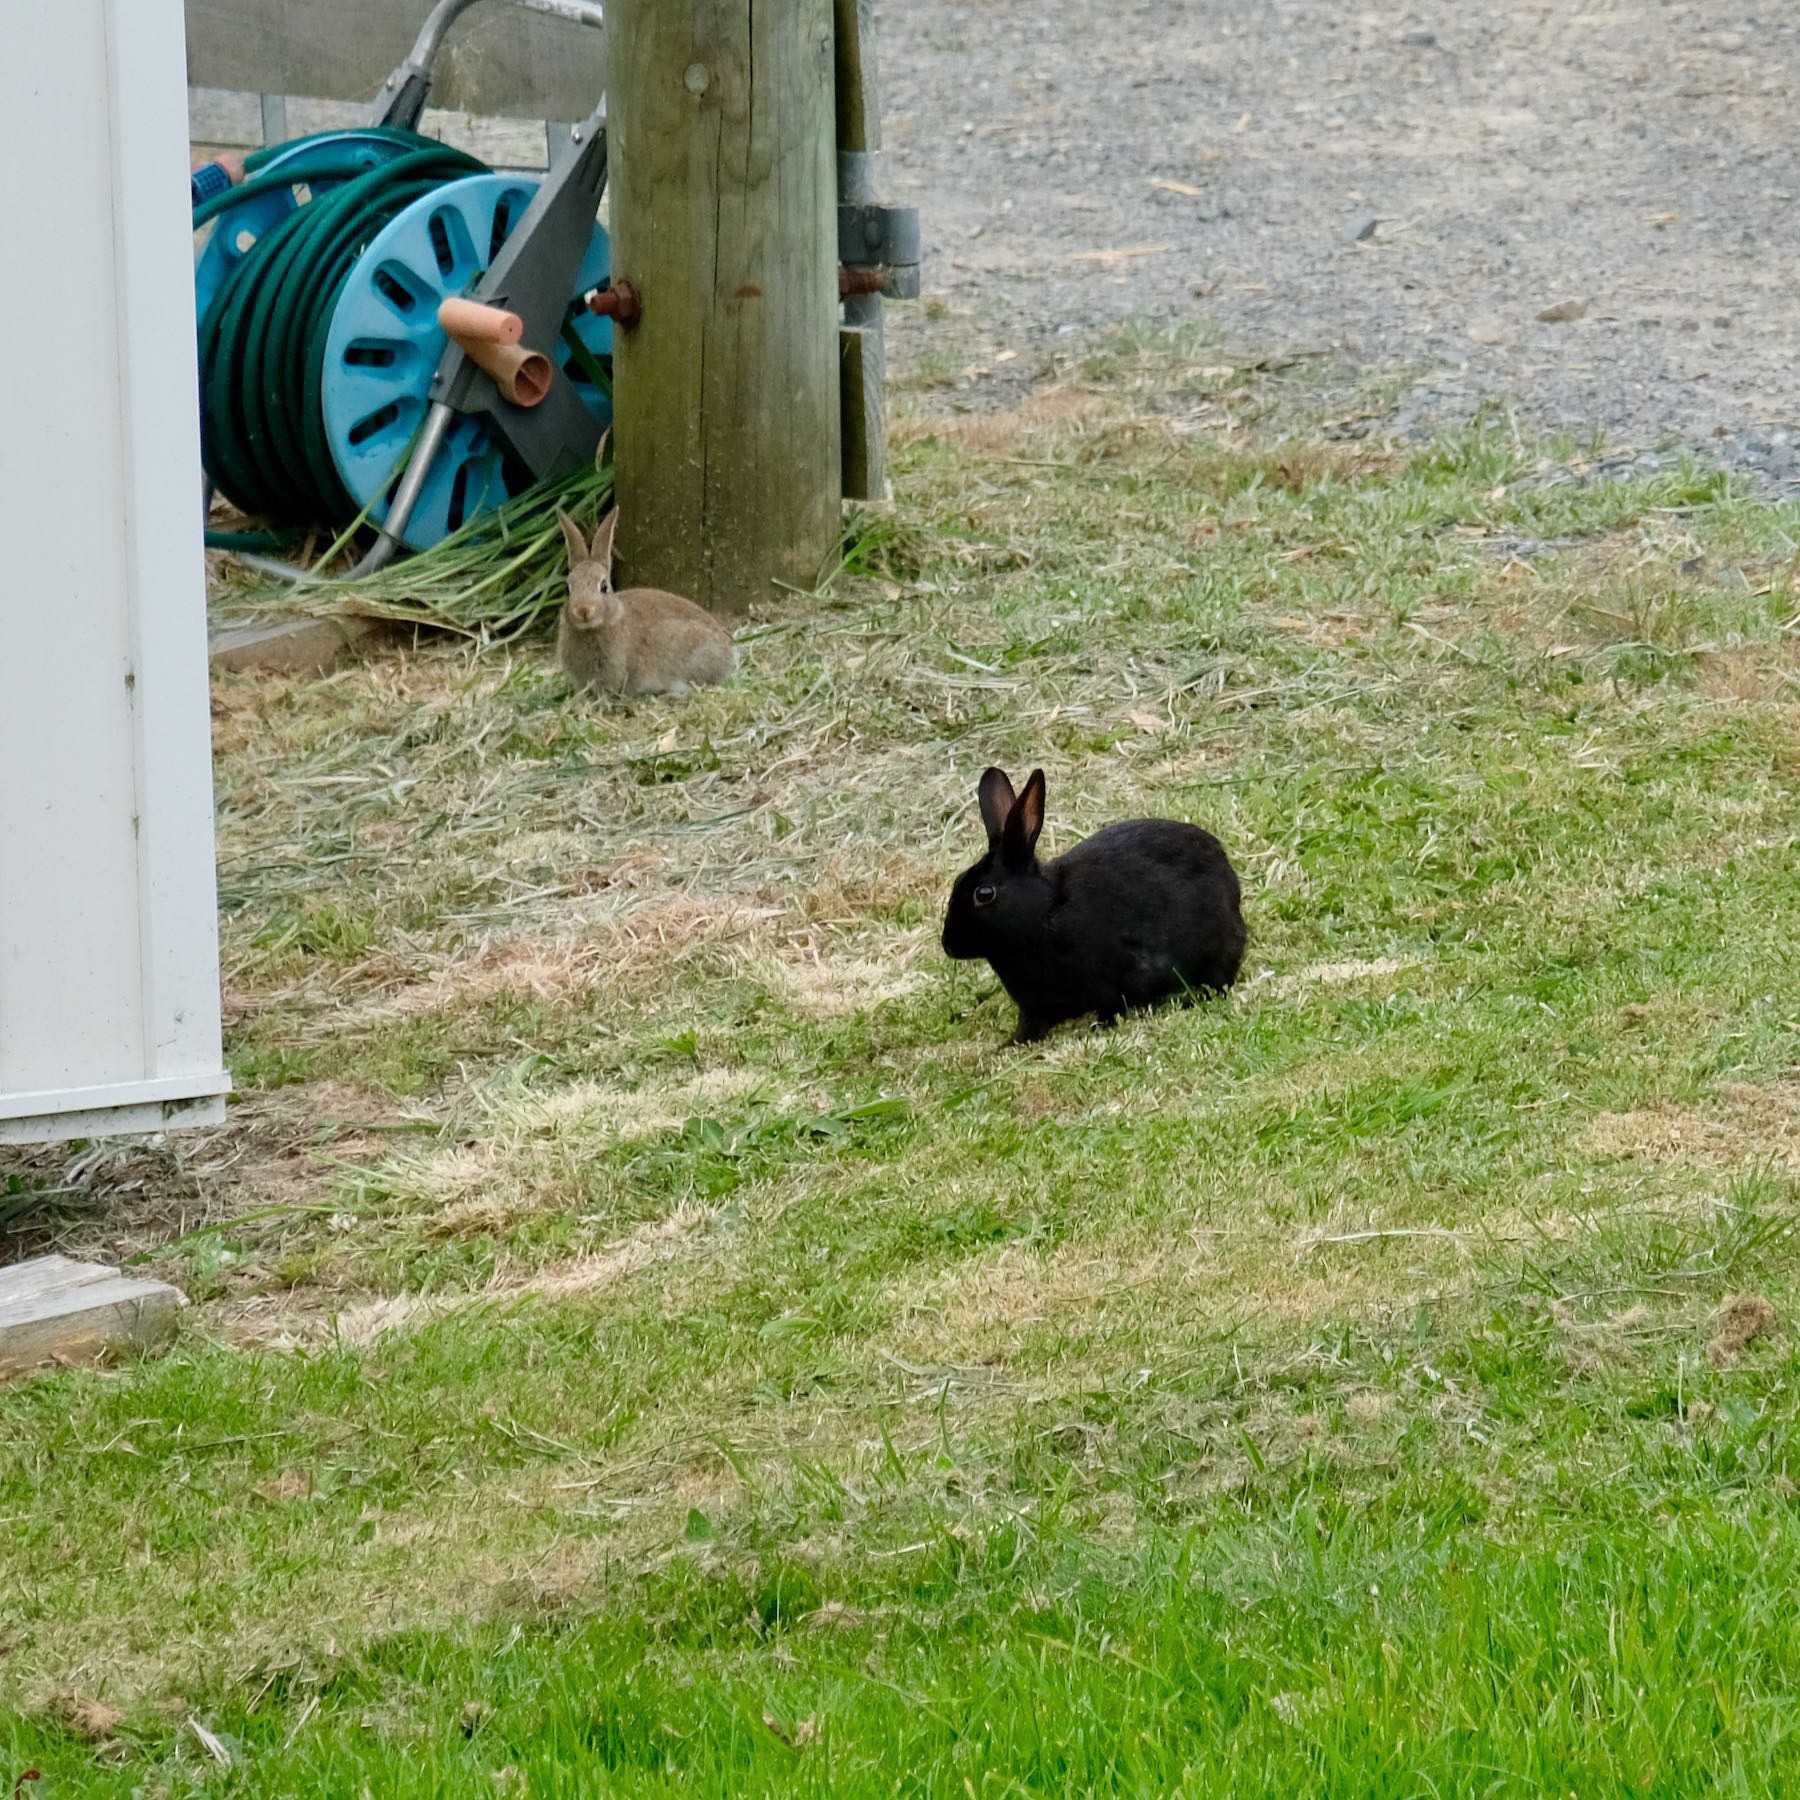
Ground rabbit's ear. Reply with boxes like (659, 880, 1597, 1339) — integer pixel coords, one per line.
(557, 508, 589, 567)
(977, 767, 1016, 848)
(1003, 768, 1046, 865)
(591, 509, 620, 573)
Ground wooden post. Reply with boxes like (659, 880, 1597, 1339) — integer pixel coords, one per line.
(835, 0, 885, 502)
(607, 0, 841, 615)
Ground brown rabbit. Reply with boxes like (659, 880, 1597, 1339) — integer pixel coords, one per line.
(555, 510, 736, 697)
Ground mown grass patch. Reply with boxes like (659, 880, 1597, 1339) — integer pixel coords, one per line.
(3, 330, 1797, 1793)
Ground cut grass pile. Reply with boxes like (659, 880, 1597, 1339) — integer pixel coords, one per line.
(208, 457, 615, 640)
(3, 330, 1799, 1793)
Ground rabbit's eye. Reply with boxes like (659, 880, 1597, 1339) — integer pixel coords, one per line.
(973, 882, 997, 907)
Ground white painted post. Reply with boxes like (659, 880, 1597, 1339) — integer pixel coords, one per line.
(0, 0, 229, 1145)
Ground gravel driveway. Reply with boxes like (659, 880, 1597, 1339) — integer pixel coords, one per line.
(879, 0, 1800, 482)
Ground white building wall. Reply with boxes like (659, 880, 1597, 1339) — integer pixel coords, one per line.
(0, 0, 228, 1144)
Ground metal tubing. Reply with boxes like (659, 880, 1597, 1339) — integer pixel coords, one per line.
(234, 552, 316, 583)
(351, 401, 456, 571)
(406, 0, 487, 72)
(227, 402, 454, 585)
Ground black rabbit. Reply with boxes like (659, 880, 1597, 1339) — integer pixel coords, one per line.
(942, 767, 1246, 1043)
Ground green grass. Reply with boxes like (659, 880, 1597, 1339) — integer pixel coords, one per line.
(3, 330, 1799, 1793)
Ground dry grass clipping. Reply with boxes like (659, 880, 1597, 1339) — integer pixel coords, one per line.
(1707, 1293, 1779, 1368)
(1582, 1079, 1800, 1175)
(38, 1688, 125, 1740)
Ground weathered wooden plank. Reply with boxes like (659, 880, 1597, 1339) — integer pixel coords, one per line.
(185, 0, 606, 122)
(839, 323, 885, 502)
(0, 1257, 186, 1380)
(608, 0, 841, 615)
(188, 86, 261, 144)
(832, 0, 879, 155)
(189, 88, 552, 170)
(835, 0, 886, 501)
(0, 1255, 97, 1307)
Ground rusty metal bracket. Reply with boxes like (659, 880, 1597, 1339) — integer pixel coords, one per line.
(838, 265, 892, 298)
(838, 199, 920, 300)
(585, 276, 643, 330)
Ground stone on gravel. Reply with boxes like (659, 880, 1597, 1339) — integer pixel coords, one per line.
(1537, 300, 1588, 323)
(1346, 213, 1380, 243)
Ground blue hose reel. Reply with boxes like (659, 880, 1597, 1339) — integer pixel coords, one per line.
(321, 170, 612, 548)
(195, 129, 614, 554)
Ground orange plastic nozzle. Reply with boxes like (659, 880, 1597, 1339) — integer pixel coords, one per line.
(462, 340, 553, 407)
(436, 297, 525, 346)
